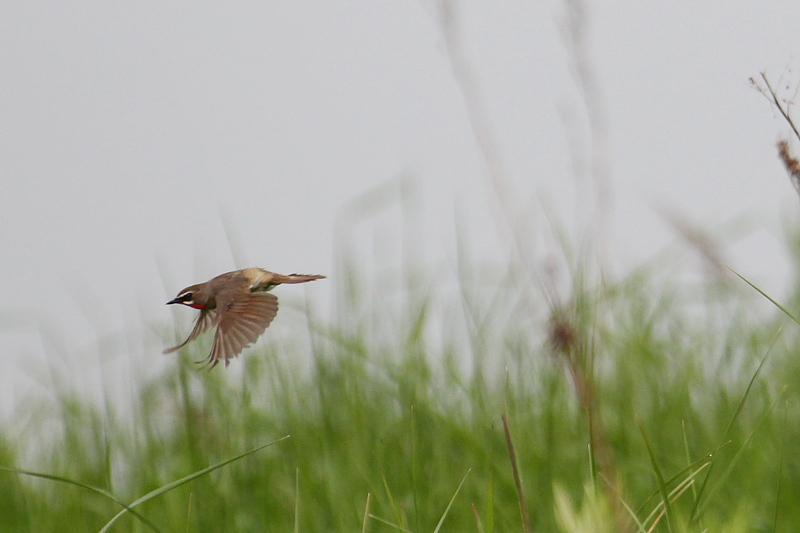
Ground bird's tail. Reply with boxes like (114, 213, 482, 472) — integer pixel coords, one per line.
(275, 273, 326, 284)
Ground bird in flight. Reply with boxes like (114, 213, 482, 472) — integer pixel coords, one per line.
(165, 267, 325, 368)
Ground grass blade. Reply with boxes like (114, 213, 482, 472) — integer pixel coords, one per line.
(695, 392, 783, 518)
(486, 431, 495, 533)
(638, 421, 674, 531)
(773, 401, 789, 533)
(362, 493, 371, 533)
(502, 414, 530, 533)
(432, 469, 471, 533)
(381, 472, 404, 528)
(636, 442, 725, 516)
(727, 268, 800, 325)
(411, 405, 420, 533)
(471, 502, 485, 533)
(0, 466, 161, 533)
(367, 513, 415, 532)
(690, 333, 776, 521)
(99, 435, 290, 532)
(294, 467, 300, 533)
(641, 462, 710, 530)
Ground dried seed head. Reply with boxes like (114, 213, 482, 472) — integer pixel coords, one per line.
(548, 311, 577, 358)
(778, 139, 800, 198)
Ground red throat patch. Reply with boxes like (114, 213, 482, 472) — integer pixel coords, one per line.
(187, 303, 208, 310)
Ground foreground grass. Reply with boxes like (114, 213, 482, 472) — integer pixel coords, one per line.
(2, 243, 800, 532)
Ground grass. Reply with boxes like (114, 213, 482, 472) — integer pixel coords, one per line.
(2, 225, 800, 533)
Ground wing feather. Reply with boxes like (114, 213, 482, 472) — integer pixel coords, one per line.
(164, 309, 217, 354)
(204, 292, 279, 368)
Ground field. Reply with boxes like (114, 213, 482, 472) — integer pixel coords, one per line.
(2, 228, 800, 532)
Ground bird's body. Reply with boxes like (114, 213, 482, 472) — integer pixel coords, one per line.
(165, 268, 324, 368)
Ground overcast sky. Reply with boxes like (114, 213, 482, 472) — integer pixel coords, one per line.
(2, 2, 799, 418)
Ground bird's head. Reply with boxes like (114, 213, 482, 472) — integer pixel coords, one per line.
(166, 284, 209, 310)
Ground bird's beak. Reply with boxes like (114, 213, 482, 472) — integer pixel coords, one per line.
(166, 297, 181, 305)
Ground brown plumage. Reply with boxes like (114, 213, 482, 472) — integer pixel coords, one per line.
(165, 268, 325, 368)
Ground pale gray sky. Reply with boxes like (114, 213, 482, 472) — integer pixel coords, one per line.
(2, 2, 799, 417)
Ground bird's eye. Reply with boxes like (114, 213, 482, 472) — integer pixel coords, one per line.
(179, 292, 193, 302)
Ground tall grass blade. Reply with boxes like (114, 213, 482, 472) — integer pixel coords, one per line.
(641, 462, 710, 530)
(99, 435, 290, 532)
(636, 443, 723, 515)
(615, 494, 647, 533)
(486, 430, 495, 533)
(695, 392, 783, 519)
(638, 422, 674, 531)
(727, 268, 800, 325)
(381, 473, 404, 528)
(411, 405, 420, 532)
(0, 466, 161, 533)
(432, 469, 471, 533)
(772, 402, 788, 533)
(367, 514, 414, 532)
(681, 421, 698, 503)
(362, 493, 371, 533)
(471, 502, 485, 533)
(294, 467, 300, 533)
(690, 334, 776, 521)
(502, 413, 530, 532)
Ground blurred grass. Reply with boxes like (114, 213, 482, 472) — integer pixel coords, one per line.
(3, 230, 800, 532)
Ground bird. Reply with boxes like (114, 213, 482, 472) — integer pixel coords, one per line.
(164, 267, 325, 368)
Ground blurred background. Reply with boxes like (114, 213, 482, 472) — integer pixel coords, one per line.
(1, 1, 799, 420)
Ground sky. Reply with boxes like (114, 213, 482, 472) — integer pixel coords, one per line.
(2, 1, 800, 418)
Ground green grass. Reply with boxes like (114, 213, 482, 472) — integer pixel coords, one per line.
(3, 234, 800, 532)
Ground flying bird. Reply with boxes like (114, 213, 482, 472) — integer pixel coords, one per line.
(165, 268, 325, 368)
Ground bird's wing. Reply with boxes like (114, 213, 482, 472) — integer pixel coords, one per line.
(163, 309, 217, 354)
(203, 292, 279, 368)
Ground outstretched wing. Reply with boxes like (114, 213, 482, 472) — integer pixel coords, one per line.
(202, 292, 279, 368)
(164, 309, 217, 354)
